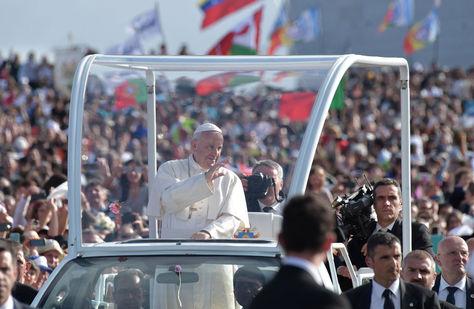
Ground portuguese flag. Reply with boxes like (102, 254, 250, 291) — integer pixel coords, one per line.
(114, 79, 147, 110)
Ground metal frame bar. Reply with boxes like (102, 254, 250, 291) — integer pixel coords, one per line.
(67, 54, 411, 258)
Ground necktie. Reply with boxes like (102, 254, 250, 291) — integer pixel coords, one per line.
(446, 286, 458, 305)
(382, 289, 395, 309)
(263, 206, 276, 214)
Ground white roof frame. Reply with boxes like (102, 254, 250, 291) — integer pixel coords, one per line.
(68, 54, 411, 257)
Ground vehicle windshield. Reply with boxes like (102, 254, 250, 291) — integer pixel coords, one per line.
(37, 254, 280, 309)
(78, 60, 333, 244)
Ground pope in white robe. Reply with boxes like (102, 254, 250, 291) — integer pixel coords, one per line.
(147, 122, 249, 239)
(147, 123, 249, 309)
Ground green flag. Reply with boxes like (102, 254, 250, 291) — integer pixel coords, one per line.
(330, 76, 345, 110)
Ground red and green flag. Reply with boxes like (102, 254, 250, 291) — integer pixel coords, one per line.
(278, 91, 317, 122)
(199, 0, 256, 29)
(114, 79, 147, 110)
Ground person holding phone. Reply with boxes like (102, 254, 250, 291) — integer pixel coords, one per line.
(147, 123, 249, 239)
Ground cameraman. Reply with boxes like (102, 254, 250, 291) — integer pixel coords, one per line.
(340, 178, 433, 275)
(242, 160, 285, 214)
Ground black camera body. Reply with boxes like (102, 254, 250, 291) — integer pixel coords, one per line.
(245, 173, 273, 200)
(333, 183, 375, 242)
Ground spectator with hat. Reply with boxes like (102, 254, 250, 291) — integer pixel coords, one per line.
(38, 238, 63, 269)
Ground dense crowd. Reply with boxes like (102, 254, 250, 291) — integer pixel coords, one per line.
(0, 51, 474, 298)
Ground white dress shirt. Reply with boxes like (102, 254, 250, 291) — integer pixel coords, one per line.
(438, 275, 466, 309)
(374, 221, 396, 234)
(370, 278, 401, 309)
(258, 200, 284, 215)
(0, 295, 14, 309)
(283, 256, 334, 291)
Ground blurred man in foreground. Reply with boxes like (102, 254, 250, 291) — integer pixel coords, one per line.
(250, 195, 350, 309)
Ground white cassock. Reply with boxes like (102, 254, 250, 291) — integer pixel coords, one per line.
(147, 155, 250, 238)
(147, 155, 249, 309)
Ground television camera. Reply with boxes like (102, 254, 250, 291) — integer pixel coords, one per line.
(332, 177, 375, 242)
(244, 173, 284, 211)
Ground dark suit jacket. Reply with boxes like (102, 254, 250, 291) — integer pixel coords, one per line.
(347, 219, 434, 268)
(433, 274, 474, 309)
(12, 282, 38, 305)
(344, 279, 441, 309)
(249, 265, 350, 309)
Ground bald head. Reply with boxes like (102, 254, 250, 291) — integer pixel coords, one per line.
(436, 236, 469, 285)
(438, 236, 468, 254)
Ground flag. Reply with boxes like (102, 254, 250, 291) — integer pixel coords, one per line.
(107, 34, 143, 55)
(208, 8, 263, 55)
(379, 0, 414, 32)
(230, 8, 263, 55)
(403, 8, 440, 55)
(288, 8, 321, 43)
(208, 32, 235, 55)
(195, 72, 260, 96)
(278, 92, 317, 122)
(130, 7, 161, 38)
(199, 0, 256, 29)
(330, 76, 346, 110)
(114, 79, 147, 110)
(267, 8, 292, 55)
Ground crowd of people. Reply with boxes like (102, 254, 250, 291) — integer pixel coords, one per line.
(0, 50, 474, 305)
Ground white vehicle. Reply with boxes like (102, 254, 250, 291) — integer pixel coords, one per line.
(32, 54, 411, 308)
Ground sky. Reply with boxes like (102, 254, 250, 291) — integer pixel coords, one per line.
(0, 0, 282, 61)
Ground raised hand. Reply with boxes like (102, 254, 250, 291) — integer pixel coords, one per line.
(204, 161, 226, 186)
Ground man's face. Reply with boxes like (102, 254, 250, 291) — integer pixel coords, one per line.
(308, 167, 325, 189)
(417, 199, 434, 220)
(366, 243, 402, 287)
(401, 257, 436, 289)
(114, 274, 143, 309)
(0, 251, 17, 305)
(374, 185, 402, 226)
(437, 237, 469, 278)
(16, 250, 26, 283)
(252, 165, 283, 205)
(191, 131, 223, 170)
(86, 185, 107, 207)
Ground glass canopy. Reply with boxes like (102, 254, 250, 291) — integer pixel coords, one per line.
(66, 55, 411, 256)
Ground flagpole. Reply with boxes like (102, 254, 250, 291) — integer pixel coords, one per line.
(155, 1, 167, 52)
(432, 33, 439, 66)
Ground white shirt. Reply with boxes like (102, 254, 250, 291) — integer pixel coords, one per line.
(370, 278, 401, 309)
(374, 221, 396, 233)
(0, 296, 14, 309)
(258, 200, 284, 215)
(283, 256, 334, 291)
(438, 275, 466, 309)
(147, 155, 249, 239)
